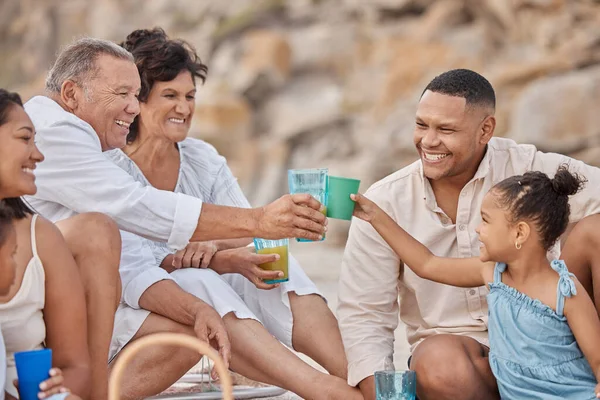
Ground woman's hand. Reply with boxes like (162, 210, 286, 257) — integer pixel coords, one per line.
(351, 193, 383, 223)
(211, 247, 284, 290)
(172, 241, 219, 269)
(14, 368, 70, 399)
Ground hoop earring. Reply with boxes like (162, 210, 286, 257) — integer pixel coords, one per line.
(515, 241, 522, 250)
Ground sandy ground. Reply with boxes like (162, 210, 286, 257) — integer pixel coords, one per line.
(255, 241, 411, 400)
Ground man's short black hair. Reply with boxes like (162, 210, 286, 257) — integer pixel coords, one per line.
(422, 69, 495, 110)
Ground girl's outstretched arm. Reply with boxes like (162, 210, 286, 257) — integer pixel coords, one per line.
(563, 278, 600, 398)
(352, 193, 493, 287)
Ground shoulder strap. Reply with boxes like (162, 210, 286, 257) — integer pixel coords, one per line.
(551, 260, 577, 316)
(493, 262, 506, 283)
(30, 214, 39, 259)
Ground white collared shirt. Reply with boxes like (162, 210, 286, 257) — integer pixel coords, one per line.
(337, 137, 600, 387)
(23, 96, 202, 247)
(108, 137, 250, 264)
(22, 96, 204, 307)
(107, 137, 309, 285)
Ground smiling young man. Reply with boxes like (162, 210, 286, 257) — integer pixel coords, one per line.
(337, 69, 600, 400)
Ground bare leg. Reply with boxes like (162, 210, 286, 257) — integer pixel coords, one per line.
(111, 311, 361, 400)
(56, 213, 122, 400)
(410, 335, 499, 400)
(109, 313, 202, 400)
(289, 292, 349, 379)
(223, 313, 362, 400)
(562, 214, 600, 314)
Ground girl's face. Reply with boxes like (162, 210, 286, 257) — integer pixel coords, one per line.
(138, 70, 196, 144)
(0, 105, 45, 198)
(476, 192, 519, 263)
(0, 226, 17, 295)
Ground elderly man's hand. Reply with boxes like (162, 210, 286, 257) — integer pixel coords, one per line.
(257, 194, 327, 241)
(211, 247, 283, 290)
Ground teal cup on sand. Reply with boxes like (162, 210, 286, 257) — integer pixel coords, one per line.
(326, 176, 361, 220)
(374, 370, 416, 400)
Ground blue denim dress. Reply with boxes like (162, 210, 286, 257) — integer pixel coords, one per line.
(487, 260, 597, 399)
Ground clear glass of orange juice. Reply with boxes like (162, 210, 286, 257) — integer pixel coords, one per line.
(253, 238, 289, 284)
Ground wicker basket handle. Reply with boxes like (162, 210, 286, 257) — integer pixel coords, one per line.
(108, 333, 233, 399)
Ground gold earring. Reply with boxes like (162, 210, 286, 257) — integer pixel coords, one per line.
(515, 241, 522, 250)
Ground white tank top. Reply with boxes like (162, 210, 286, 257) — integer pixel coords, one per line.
(0, 215, 46, 397)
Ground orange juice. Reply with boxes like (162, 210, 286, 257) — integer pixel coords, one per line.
(257, 245, 289, 283)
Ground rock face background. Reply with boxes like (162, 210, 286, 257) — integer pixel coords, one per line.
(2, 0, 600, 243)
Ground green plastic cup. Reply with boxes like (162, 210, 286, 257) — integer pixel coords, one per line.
(326, 176, 361, 220)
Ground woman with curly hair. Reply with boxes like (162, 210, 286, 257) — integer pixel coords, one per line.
(107, 28, 361, 399)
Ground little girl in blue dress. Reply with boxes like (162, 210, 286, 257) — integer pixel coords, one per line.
(351, 165, 600, 399)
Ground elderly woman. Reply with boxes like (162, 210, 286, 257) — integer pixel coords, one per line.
(107, 28, 360, 400)
(0, 90, 86, 399)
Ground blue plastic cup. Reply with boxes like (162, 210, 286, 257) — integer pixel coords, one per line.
(253, 238, 289, 284)
(374, 370, 416, 400)
(14, 348, 52, 400)
(288, 168, 328, 242)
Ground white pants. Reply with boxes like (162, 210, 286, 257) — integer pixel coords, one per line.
(109, 254, 323, 362)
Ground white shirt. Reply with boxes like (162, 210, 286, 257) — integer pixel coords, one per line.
(337, 137, 600, 386)
(109, 137, 308, 279)
(23, 96, 202, 247)
(22, 96, 196, 308)
(108, 138, 249, 264)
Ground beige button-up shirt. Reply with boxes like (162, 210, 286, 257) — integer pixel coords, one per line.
(338, 137, 600, 387)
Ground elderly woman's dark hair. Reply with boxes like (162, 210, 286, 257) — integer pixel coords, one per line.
(0, 89, 23, 126)
(0, 88, 35, 219)
(120, 27, 208, 143)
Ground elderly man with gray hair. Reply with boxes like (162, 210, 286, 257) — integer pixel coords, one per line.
(23, 37, 328, 399)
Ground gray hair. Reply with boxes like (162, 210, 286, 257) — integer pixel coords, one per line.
(45, 37, 134, 93)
